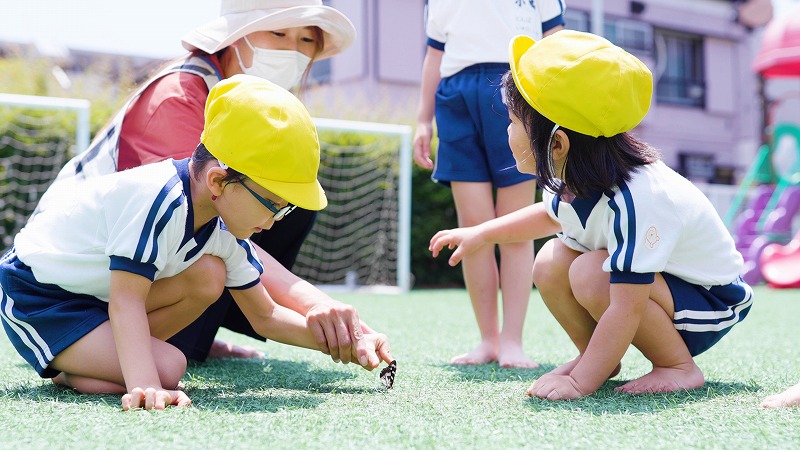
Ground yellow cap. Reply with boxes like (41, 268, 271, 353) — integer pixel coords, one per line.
(509, 30, 653, 137)
(201, 74, 327, 210)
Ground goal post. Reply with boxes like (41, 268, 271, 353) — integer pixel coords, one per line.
(303, 118, 413, 294)
(0, 93, 90, 250)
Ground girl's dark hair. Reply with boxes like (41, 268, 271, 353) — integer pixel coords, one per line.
(190, 143, 244, 185)
(501, 72, 660, 199)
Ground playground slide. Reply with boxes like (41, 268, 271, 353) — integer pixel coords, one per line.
(760, 234, 800, 288)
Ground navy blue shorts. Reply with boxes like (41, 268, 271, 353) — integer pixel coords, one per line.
(0, 250, 109, 378)
(433, 63, 534, 188)
(664, 273, 753, 356)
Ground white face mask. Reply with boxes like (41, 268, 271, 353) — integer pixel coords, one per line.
(233, 36, 312, 90)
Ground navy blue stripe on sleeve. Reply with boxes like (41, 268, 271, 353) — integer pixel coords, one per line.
(610, 271, 655, 285)
(608, 194, 625, 271)
(427, 38, 445, 51)
(618, 182, 637, 272)
(238, 239, 264, 275)
(227, 278, 262, 290)
(109, 256, 158, 281)
(146, 195, 186, 264)
(134, 175, 182, 262)
(542, 15, 566, 34)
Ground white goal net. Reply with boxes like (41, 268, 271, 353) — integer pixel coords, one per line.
(299, 118, 412, 293)
(0, 98, 411, 293)
(0, 93, 90, 251)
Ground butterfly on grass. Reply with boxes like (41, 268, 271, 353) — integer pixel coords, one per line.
(380, 360, 397, 389)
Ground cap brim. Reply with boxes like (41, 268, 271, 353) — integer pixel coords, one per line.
(509, 35, 537, 108)
(182, 6, 356, 60)
(250, 176, 328, 211)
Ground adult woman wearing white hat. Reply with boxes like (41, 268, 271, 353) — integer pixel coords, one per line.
(41, 1, 382, 367)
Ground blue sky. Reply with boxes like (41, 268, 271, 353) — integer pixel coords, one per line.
(1, 0, 798, 59)
(1, 0, 219, 58)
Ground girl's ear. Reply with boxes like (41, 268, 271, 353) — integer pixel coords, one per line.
(552, 129, 570, 161)
(206, 166, 228, 198)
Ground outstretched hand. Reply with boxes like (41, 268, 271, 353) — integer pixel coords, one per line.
(306, 303, 393, 370)
(121, 387, 192, 411)
(429, 226, 485, 266)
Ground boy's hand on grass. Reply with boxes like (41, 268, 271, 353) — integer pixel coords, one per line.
(121, 387, 192, 411)
(429, 227, 484, 266)
(526, 374, 585, 401)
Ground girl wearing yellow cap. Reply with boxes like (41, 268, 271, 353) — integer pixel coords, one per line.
(0, 75, 392, 410)
(429, 31, 752, 400)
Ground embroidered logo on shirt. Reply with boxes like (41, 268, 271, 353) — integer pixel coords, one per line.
(645, 226, 660, 249)
(515, 0, 537, 9)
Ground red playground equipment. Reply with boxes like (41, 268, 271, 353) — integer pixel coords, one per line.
(760, 232, 800, 288)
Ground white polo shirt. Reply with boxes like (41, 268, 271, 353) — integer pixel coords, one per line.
(543, 161, 743, 287)
(426, 0, 566, 77)
(14, 158, 263, 301)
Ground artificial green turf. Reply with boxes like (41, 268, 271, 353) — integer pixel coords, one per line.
(1, 287, 798, 449)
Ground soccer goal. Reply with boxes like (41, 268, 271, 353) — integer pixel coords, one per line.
(0, 93, 90, 251)
(0, 95, 412, 293)
(297, 118, 413, 294)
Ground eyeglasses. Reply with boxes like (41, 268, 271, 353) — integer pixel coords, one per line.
(238, 180, 296, 221)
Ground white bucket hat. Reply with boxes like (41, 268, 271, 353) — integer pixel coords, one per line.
(182, 0, 356, 60)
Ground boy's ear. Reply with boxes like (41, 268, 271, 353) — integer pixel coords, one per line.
(552, 130, 570, 160)
(206, 166, 228, 197)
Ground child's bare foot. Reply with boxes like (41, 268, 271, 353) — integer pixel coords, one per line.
(761, 383, 800, 408)
(498, 342, 539, 369)
(615, 361, 704, 394)
(208, 339, 265, 359)
(450, 342, 498, 365)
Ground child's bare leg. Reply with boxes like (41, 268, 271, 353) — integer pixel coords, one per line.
(761, 382, 800, 408)
(50, 322, 188, 393)
(495, 181, 538, 368)
(50, 255, 225, 393)
(569, 251, 703, 394)
(208, 340, 265, 359)
(450, 182, 500, 365)
(533, 239, 601, 373)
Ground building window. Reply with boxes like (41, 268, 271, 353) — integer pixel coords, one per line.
(654, 29, 705, 108)
(604, 19, 653, 56)
(564, 12, 653, 57)
(563, 9, 589, 32)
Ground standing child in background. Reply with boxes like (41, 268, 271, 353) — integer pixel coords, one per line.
(0, 75, 391, 411)
(413, 0, 565, 368)
(430, 31, 753, 399)
(35, 0, 383, 366)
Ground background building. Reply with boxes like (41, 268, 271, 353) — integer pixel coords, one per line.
(311, 0, 797, 188)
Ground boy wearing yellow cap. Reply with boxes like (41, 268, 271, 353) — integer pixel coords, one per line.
(0, 75, 392, 410)
(429, 31, 752, 400)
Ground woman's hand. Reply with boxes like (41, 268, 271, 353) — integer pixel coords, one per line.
(306, 302, 364, 364)
(121, 387, 192, 411)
